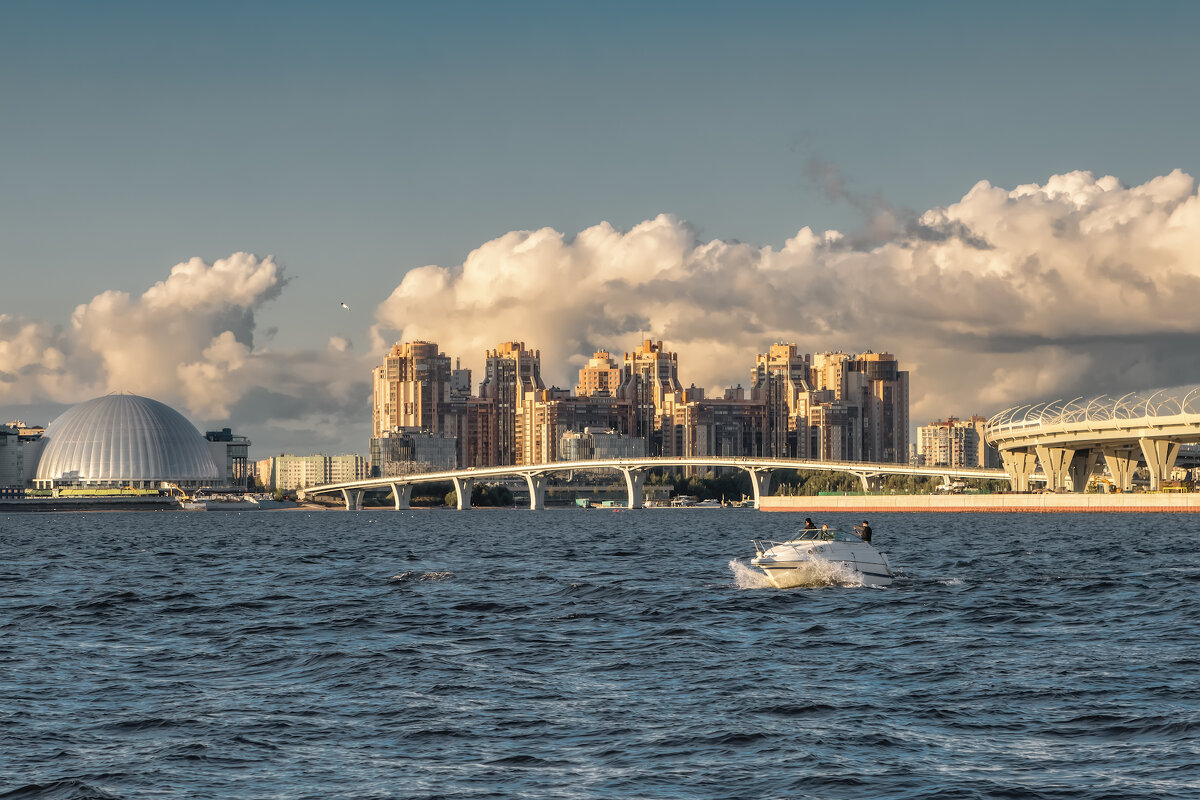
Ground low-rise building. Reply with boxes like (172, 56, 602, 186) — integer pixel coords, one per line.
(205, 428, 252, 489)
(260, 453, 370, 491)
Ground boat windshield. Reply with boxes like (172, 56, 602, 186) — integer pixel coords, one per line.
(792, 529, 861, 543)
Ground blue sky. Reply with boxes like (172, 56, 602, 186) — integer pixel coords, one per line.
(3, 1, 1200, 453)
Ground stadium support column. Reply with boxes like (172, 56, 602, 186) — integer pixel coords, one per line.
(1139, 438, 1180, 492)
(745, 467, 773, 508)
(389, 482, 412, 510)
(1001, 449, 1038, 492)
(523, 473, 547, 510)
(1101, 446, 1140, 492)
(1035, 445, 1075, 492)
(1069, 450, 1098, 493)
(619, 467, 646, 509)
(451, 476, 475, 510)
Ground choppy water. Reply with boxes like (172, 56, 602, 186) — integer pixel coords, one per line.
(2, 510, 1198, 799)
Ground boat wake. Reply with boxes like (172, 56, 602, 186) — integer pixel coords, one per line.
(729, 558, 863, 589)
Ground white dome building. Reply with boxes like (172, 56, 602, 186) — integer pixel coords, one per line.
(33, 394, 221, 490)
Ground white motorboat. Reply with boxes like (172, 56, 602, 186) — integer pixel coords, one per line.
(750, 528, 894, 587)
(187, 494, 298, 511)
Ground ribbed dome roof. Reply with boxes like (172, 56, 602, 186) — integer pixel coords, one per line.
(35, 394, 220, 485)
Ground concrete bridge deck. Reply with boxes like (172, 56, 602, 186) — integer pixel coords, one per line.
(297, 456, 1008, 510)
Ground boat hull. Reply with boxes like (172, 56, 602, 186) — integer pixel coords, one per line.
(751, 540, 893, 587)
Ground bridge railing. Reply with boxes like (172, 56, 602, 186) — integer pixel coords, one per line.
(987, 385, 1200, 444)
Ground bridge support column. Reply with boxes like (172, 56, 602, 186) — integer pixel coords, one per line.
(618, 468, 646, 509)
(1140, 438, 1180, 492)
(451, 477, 474, 510)
(853, 473, 881, 493)
(1102, 446, 1140, 492)
(1001, 449, 1038, 492)
(1069, 450, 1098, 494)
(1035, 445, 1076, 492)
(745, 468, 772, 509)
(389, 483, 412, 510)
(340, 489, 364, 510)
(523, 474, 547, 510)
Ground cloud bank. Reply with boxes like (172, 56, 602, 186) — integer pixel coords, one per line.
(0, 253, 369, 452)
(4, 170, 1199, 455)
(377, 169, 1200, 423)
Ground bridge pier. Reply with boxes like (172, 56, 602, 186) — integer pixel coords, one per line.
(389, 483, 412, 510)
(618, 467, 646, 509)
(1140, 438, 1181, 491)
(1069, 450, 1098, 493)
(744, 467, 773, 508)
(1001, 449, 1038, 492)
(523, 473, 548, 510)
(451, 477, 474, 510)
(340, 488, 364, 511)
(853, 473, 881, 493)
(1035, 445, 1076, 492)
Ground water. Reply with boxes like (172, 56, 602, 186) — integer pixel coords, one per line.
(2, 510, 1198, 799)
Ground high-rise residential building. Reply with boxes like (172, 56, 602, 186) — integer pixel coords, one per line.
(668, 396, 767, 458)
(363, 336, 911, 474)
(575, 350, 622, 397)
(372, 341, 455, 439)
(525, 390, 637, 463)
(917, 416, 998, 468)
(480, 342, 545, 465)
(618, 340, 683, 455)
(751, 343, 813, 458)
(850, 352, 909, 464)
(804, 351, 909, 463)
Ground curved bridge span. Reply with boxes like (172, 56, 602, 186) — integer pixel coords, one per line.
(986, 387, 1200, 492)
(297, 456, 1007, 510)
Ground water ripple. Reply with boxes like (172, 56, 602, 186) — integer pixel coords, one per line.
(2, 510, 1198, 798)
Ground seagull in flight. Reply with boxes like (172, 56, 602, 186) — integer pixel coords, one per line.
(339, 301, 350, 311)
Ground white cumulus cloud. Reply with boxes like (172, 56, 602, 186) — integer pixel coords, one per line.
(375, 170, 1200, 423)
(0, 253, 370, 449)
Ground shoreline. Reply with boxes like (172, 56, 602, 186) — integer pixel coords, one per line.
(760, 493, 1200, 513)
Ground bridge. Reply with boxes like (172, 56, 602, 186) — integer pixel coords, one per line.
(296, 456, 1008, 510)
(985, 387, 1200, 492)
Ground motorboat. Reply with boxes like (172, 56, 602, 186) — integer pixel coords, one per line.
(183, 494, 298, 511)
(750, 528, 894, 587)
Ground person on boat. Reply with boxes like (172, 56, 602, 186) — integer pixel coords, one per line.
(854, 521, 873, 543)
(804, 518, 817, 530)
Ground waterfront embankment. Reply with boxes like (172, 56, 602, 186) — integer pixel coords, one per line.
(0, 497, 178, 512)
(761, 493, 1200, 513)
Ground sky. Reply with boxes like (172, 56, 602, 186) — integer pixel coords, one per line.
(3, 1, 1200, 456)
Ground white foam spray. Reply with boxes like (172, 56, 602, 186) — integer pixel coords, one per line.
(729, 558, 863, 589)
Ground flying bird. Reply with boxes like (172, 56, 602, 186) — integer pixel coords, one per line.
(339, 302, 350, 310)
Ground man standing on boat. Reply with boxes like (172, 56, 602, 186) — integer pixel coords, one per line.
(854, 521, 873, 543)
